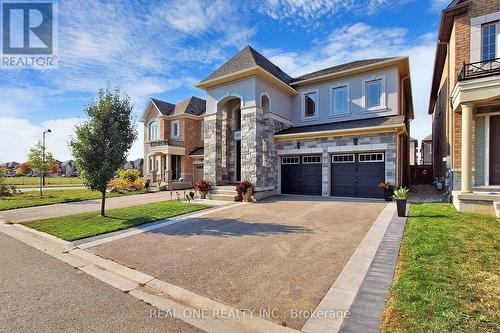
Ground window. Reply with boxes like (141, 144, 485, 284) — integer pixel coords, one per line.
(303, 155, 322, 164)
(332, 154, 355, 163)
(282, 156, 299, 164)
(359, 153, 384, 162)
(148, 120, 159, 141)
(302, 91, 318, 119)
(171, 120, 180, 139)
(331, 85, 349, 116)
(482, 23, 497, 62)
(366, 80, 382, 108)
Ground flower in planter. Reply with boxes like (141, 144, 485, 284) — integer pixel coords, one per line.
(378, 182, 394, 190)
(393, 187, 410, 199)
(235, 179, 253, 195)
(195, 179, 212, 193)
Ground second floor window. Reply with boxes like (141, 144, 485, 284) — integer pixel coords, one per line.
(303, 91, 318, 119)
(171, 120, 180, 139)
(482, 23, 497, 62)
(331, 85, 349, 115)
(366, 79, 382, 109)
(148, 120, 159, 141)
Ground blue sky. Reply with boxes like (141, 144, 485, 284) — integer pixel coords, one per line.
(0, 0, 450, 162)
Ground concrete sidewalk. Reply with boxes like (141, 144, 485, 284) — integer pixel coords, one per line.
(0, 191, 226, 223)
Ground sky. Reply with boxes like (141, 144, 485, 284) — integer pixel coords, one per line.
(0, 0, 451, 163)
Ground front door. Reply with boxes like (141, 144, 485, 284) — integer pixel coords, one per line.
(490, 116, 500, 185)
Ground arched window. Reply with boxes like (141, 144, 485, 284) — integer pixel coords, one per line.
(148, 120, 159, 141)
(261, 93, 271, 112)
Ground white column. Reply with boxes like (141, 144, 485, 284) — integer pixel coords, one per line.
(166, 154, 171, 182)
(461, 103, 473, 193)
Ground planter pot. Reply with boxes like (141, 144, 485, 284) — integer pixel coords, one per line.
(383, 188, 394, 202)
(396, 199, 407, 217)
(242, 186, 254, 202)
(198, 191, 207, 199)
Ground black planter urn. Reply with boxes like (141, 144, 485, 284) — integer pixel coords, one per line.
(396, 199, 407, 217)
(384, 188, 394, 202)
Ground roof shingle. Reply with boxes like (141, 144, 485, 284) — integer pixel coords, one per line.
(275, 115, 405, 136)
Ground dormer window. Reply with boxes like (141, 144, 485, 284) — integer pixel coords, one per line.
(302, 90, 319, 120)
(171, 120, 180, 139)
(148, 120, 159, 141)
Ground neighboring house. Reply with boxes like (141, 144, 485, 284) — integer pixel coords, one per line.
(59, 160, 77, 177)
(196, 46, 414, 199)
(124, 158, 144, 174)
(409, 137, 418, 165)
(429, 0, 500, 216)
(420, 134, 432, 165)
(0, 161, 19, 176)
(140, 96, 205, 189)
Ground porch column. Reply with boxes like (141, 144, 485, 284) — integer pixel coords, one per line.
(152, 156, 157, 183)
(166, 154, 171, 183)
(461, 103, 473, 193)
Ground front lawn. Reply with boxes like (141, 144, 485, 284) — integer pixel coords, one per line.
(382, 203, 499, 333)
(21, 201, 209, 241)
(0, 189, 145, 211)
(5, 176, 83, 187)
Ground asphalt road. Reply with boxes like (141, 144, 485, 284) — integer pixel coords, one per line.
(0, 232, 202, 333)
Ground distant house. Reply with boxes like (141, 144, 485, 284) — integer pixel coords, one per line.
(420, 134, 432, 165)
(409, 138, 418, 166)
(124, 158, 144, 175)
(0, 161, 20, 176)
(60, 160, 77, 177)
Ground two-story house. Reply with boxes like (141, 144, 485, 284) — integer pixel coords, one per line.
(429, 0, 500, 217)
(196, 46, 413, 200)
(140, 96, 205, 190)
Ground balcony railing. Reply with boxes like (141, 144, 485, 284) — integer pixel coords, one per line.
(148, 139, 184, 148)
(459, 58, 500, 81)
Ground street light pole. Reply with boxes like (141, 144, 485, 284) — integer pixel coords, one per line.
(40, 129, 51, 196)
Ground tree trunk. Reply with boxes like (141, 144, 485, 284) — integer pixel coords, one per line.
(100, 190, 106, 216)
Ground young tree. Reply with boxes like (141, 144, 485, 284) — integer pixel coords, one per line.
(70, 85, 137, 216)
(18, 162, 31, 175)
(28, 143, 56, 196)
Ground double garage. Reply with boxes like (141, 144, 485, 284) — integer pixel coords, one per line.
(280, 152, 386, 199)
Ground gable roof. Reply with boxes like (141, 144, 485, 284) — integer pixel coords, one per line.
(151, 98, 175, 116)
(291, 58, 398, 83)
(199, 45, 293, 85)
(141, 96, 206, 122)
(174, 96, 206, 116)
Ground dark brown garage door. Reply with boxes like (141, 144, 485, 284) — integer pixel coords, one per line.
(281, 155, 322, 195)
(331, 153, 385, 199)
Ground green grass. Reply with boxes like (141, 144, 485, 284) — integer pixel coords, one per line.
(21, 201, 209, 241)
(382, 203, 500, 333)
(0, 189, 145, 211)
(4, 176, 83, 187)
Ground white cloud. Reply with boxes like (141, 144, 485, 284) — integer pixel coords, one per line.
(259, 0, 411, 23)
(0, 117, 83, 163)
(263, 23, 436, 141)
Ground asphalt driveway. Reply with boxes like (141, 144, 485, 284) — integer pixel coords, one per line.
(89, 196, 387, 329)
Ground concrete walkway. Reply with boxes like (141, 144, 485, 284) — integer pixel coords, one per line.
(0, 191, 227, 223)
(339, 211, 407, 333)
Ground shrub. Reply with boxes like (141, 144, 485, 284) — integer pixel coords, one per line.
(118, 169, 141, 182)
(235, 180, 253, 196)
(107, 177, 145, 192)
(195, 179, 212, 193)
(393, 186, 410, 199)
(378, 182, 394, 190)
